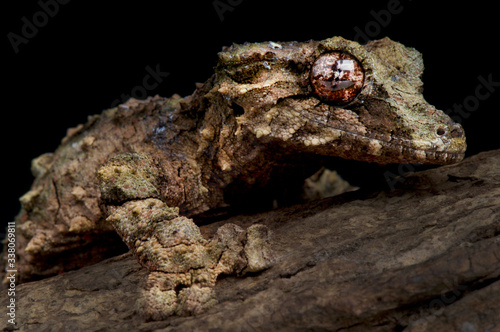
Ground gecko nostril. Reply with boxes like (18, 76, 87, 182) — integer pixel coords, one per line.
(436, 127, 447, 136)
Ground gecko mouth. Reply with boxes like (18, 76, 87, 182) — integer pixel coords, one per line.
(298, 113, 466, 165)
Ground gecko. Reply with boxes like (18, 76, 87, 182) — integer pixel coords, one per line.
(4, 36, 466, 320)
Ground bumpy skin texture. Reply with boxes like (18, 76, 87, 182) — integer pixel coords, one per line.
(3, 37, 466, 317)
(97, 154, 273, 319)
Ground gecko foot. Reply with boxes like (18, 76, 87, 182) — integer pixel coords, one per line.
(97, 153, 274, 320)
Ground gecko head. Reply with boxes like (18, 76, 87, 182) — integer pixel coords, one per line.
(215, 36, 466, 165)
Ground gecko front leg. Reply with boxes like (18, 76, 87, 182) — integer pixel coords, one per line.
(97, 153, 273, 320)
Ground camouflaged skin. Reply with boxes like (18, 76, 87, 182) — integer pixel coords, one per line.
(3, 37, 465, 320)
(97, 154, 273, 319)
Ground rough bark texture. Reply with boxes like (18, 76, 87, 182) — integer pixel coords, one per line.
(3, 149, 500, 331)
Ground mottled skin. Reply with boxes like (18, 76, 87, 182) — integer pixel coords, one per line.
(3, 37, 465, 319)
(96, 154, 273, 319)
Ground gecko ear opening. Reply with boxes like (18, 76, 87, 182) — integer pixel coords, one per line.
(232, 102, 245, 116)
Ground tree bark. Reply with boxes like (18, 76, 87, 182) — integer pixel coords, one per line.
(3, 150, 500, 331)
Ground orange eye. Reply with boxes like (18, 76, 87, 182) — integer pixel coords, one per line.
(310, 52, 364, 105)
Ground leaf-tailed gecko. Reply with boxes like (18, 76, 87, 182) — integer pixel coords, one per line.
(6, 37, 466, 320)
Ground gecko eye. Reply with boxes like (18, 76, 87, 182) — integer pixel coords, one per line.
(310, 52, 365, 105)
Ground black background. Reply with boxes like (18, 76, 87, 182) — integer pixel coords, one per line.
(3, 1, 499, 235)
